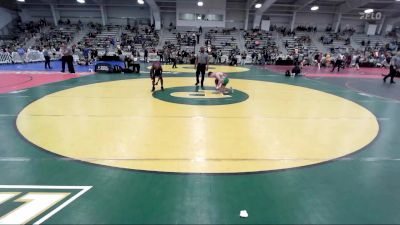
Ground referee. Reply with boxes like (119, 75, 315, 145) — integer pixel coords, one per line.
(383, 51, 400, 84)
(61, 44, 75, 73)
(194, 47, 209, 87)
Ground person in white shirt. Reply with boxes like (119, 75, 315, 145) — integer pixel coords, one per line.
(43, 47, 52, 69)
(331, 54, 344, 72)
(171, 51, 178, 68)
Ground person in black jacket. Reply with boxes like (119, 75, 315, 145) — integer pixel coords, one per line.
(144, 48, 148, 63)
(61, 44, 75, 73)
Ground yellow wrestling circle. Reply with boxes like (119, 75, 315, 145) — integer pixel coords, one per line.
(16, 78, 379, 173)
(147, 64, 249, 73)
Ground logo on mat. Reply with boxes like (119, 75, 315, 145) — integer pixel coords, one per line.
(0, 185, 91, 224)
(153, 86, 249, 105)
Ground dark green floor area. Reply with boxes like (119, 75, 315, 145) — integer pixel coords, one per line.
(1, 66, 400, 224)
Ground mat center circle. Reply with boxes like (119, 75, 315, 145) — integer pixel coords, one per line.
(153, 86, 249, 105)
(16, 77, 379, 174)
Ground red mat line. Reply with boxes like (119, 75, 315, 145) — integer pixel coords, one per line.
(0, 72, 94, 94)
(0, 74, 33, 88)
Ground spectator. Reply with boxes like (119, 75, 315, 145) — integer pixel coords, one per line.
(144, 48, 148, 63)
(241, 52, 247, 66)
(17, 46, 25, 63)
(171, 50, 178, 68)
(43, 47, 52, 69)
(291, 62, 302, 76)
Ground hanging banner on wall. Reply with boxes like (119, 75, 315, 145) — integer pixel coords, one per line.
(261, 20, 271, 31)
(365, 23, 378, 35)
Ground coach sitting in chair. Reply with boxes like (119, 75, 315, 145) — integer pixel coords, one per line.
(124, 55, 140, 73)
(229, 54, 238, 66)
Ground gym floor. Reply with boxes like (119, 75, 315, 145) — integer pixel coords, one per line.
(0, 62, 399, 224)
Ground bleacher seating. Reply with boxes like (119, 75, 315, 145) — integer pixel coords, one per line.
(205, 29, 241, 55)
(352, 34, 394, 51)
(163, 30, 197, 52)
(83, 25, 119, 51)
(120, 25, 159, 51)
(244, 30, 277, 50)
(0, 21, 48, 52)
(1, 18, 399, 66)
(32, 25, 78, 49)
(281, 33, 318, 56)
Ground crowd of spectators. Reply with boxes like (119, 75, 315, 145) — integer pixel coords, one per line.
(1, 18, 399, 70)
(121, 24, 159, 49)
(244, 30, 271, 49)
(295, 25, 317, 33)
(271, 25, 296, 37)
(0, 18, 49, 53)
(176, 32, 198, 46)
(242, 29, 282, 65)
(320, 28, 355, 45)
(204, 28, 240, 54)
(156, 47, 196, 65)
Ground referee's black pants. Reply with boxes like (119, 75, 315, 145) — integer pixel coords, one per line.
(196, 63, 206, 86)
(44, 56, 51, 69)
(331, 60, 342, 72)
(172, 58, 177, 68)
(61, 56, 67, 72)
(66, 55, 75, 73)
(383, 65, 396, 83)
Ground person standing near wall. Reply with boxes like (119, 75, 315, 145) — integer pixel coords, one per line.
(158, 49, 163, 62)
(171, 50, 178, 68)
(217, 50, 222, 64)
(163, 49, 169, 64)
(383, 51, 400, 84)
(194, 47, 209, 88)
(241, 51, 247, 66)
(144, 48, 149, 63)
(60, 44, 67, 73)
(43, 47, 52, 69)
(196, 32, 200, 44)
(66, 46, 75, 73)
(61, 44, 75, 73)
(314, 52, 321, 70)
(331, 53, 343, 72)
(132, 53, 141, 73)
(17, 46, 26, 64)
(83, 46, 90, 66)
(355, 53, 361, 70)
